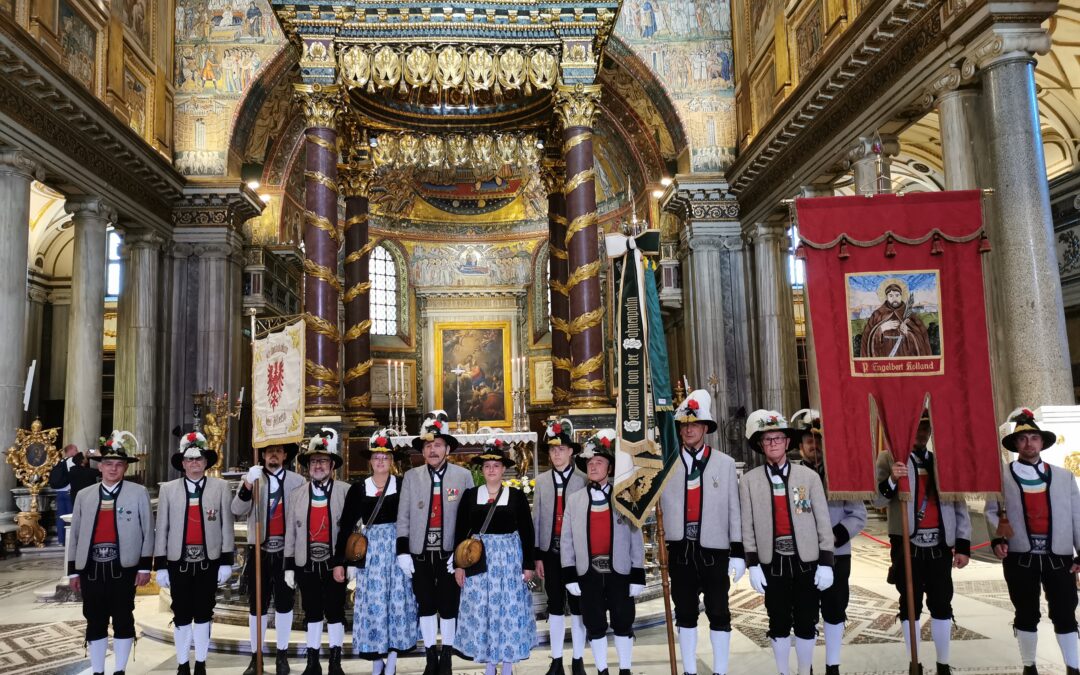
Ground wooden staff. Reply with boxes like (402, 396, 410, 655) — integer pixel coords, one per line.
(250, 310, 264, 675)
(654, 502, 679, 675)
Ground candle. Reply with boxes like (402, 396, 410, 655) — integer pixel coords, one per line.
(399, 361, 404, 395)
(238, 387, 244, 405)
(387, 361, 393, 395)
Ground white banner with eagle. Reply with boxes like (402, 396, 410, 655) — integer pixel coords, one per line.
(252, 318, 305, 448)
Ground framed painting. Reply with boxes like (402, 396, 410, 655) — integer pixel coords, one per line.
(530, 355, 553, 405)
(434, 321, 512, 428)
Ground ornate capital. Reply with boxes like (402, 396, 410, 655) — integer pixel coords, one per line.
(0, 146, 44, 182)
(971, 25, 1052, 69)
(65, 196, 117, 224)
(539, 158, 565, 194)
(554, 84, 602, 130)
(663, 178, 740, 222)
(172, 184, 263, 229)
(339, 161, 376, 198)
(294, 83, 341, 130)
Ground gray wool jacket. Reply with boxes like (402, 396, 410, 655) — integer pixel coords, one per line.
(800, 460, 867, 556)
(560, 485, 646, 584)
(395, 462, 474, 555)
(154, 476, 235, 567)
(660, 446, 743, 554)
(532, 466, 587, 552)
(231, 469, 306, 545)
(873, 449, 972, 554)
(985, 460, 1080, 558)
(283, 479, 351, 569)
(739, 462, 835, 566)
(67, 481, 155, 574)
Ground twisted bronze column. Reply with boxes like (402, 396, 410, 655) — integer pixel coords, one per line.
(542, 159, 571, 410)
(554, 84, 606, 407)
(295, 83, 341, 418)
(340, 160, 378, 428)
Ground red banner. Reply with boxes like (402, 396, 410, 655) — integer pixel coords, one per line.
(796, 191, 1001, 499)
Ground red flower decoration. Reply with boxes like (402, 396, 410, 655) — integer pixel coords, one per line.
(600, 437, 611, 448)
(768, 415, 778, 424)
(105, 440, 113, 447)
(1021, 408, 1034, 419)
(687, 399, 699, 410)
(186, 432, 197, 442)
(321, 438, 329, 447)
(552, 423, 563, 434)
(434, 420, 443, 429)
(375, 436, 388, 448)
(494, 439, 503, 447)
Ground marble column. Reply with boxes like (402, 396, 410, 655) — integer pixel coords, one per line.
(63, 197, 115, 452)
(937, 87, 980, 191)
(543, 159, 571, 410)
(847, 135, 898, 195)
(24, 285, 48, 417)
(113, 230, 162, 479)
(295, 84, 342, 418)
(798, 184, 833, 413)
(555, 84, 606, 407)
(0, 147, 43, 511)
(340, 161, 377, 428)
(977, 41, 1073, 407)
(752, 221, 800, 415)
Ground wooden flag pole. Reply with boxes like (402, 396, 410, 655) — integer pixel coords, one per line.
(899, 496, 921, 675)
(250, 310, 264, 675)
(654, 502, 679, 675)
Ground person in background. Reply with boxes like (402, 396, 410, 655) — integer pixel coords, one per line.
(49, 443, 81, 546)
(69, 451, 102, 495)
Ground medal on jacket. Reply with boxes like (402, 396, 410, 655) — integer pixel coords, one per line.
(206, 508, 218, 522)
(793, 487, 811, 514)
(447, 488, 459, 502)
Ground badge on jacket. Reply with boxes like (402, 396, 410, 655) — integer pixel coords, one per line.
(206, 508, 217, 522)
(792, 487, 811, 514)
(447, 488, 459, 502)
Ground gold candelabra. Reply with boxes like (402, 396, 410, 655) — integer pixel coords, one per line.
(194, 388, 242, 477)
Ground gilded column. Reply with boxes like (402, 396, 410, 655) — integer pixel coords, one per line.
(542, 159, 571, 410)
(295, 84, 342, 418)
(340, 160, 377, 428)
(554, 84, 606, 407)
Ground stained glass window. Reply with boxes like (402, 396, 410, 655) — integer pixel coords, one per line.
(370, 245, 397, 335)
(106, 229, 122, 299)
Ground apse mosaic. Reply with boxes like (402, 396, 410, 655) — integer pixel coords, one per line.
(615, 0, 736, 173)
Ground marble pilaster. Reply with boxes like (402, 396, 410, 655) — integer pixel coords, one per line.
(62, 197, 115, 452)
(0, 147, 43, 511)
(752, 221, 800, 416)
(846, 135, 899, 195)
(974, 29, 1073, 408)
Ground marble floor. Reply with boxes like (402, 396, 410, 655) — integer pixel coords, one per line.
(0, 514, 1075, 675)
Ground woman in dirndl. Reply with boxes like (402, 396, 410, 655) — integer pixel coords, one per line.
(332, 428, 418, 675)
(453, 437, 538, 674)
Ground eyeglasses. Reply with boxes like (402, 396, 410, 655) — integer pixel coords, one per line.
(761, 437, 789, 446)
(308, 458, 332, 466)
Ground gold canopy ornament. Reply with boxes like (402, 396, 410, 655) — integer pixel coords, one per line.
(554, 83, 602, 129)
(5, 419, 60, 547)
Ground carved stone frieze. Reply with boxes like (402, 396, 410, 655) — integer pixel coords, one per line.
(662, 178, 740, 222)
(172, 185, 263, 229)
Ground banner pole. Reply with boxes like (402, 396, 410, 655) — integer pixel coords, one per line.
(250, 310, 264, 675)
(899, 502, 921, 674)
(654, 502, 679, 675)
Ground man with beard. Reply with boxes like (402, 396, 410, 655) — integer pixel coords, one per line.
(233, 442, 305, 675)
(859, 281, 933, 358)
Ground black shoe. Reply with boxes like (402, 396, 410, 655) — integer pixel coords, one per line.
(826, 666, 839, 675)
(438, 647, 452, 675)
(619, 670, 631, 675)
(546, 657, 565, 675)
(597, 670, 609, 675)
(423, 646, 439, 675)
(935, 665, 951, 675)
(1066, 668, 1079, 675)
(276, 649, 291, 675)
(193, 663, 206, 675)
(176, 664, 190, 675)
(243, 654, 259, 675)
(1022, 666, 1039, 675)
(112, 672, 125, 675)
(571, 658, 587, 675)
(300, 648, 321, 675)
(328, 646, 344, 675)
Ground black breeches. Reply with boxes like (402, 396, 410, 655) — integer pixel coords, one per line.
(169, 560, 218, 626)
(298, 561, 347, 624)
(889, 537, 953, 620)
(820, 554, 852, 624)
(412, 550, 460, 619)
(763, 555, 819, 640)
(81, 562, 137, 641)
(667, 540, 731, 631)
(579, 569, 635, 640)
(542, 547, 581, 617)
(1003, 553, 1079, 634)
(245, 547, 294, 615)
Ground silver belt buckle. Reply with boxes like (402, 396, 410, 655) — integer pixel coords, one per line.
(551, 536, 560, 554)
(263, 535, 285, 553)
(590, 555, 612, 573)
(183, 545, 207, 563)
(425, 529, 442, 550)
(309, 542, 331, 563)
(685, 522, 700, 541)
(91, 543, 118, 563)
(774, 536, 795, 555)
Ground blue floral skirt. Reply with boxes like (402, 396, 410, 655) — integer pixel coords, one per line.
(352, 523, 419, 659)
(455, 532, 537, 663)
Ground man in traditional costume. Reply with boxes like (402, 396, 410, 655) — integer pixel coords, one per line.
(561, 429, 645, 675)
(155, 432, 235, 675)
(740, 410, 834, 675)
(284, 429, 351, 675)
(395, 410, 474, 675)
(533, 418, 588, 675)
(874, 410, 970, 675)
(67, 433, 153, 675)
(790, 409, 867, 675)
(233, 442, 304, 675)
(986, 409, 1080, 675)
(661, 390, 744, 675)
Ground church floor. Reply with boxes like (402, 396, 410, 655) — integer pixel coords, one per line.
(0, 514, 1073, 674)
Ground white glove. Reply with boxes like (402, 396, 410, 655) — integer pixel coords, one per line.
(748, 564, 768, 595)
(728, 557, 747, 583)
(397, 554, 414, 577)
(217, 565, 233, 585)
(245, 465, 263, 486)
(628, 583, 645, 598)
(814, 565, 834, 592)
(446, 554, 456, 573)
(284, 570, 295, 589)
(347, 567, 357, 582)
(156, 569, 170, 589)
(566, 581, 581, 596)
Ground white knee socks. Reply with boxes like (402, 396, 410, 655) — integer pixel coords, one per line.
(549, 614, 566, 658)
(249, 614, 269, 653)
(484, 663, 498, 675)
(613, 635, 633, 670)
(113, 637, 133, 672)
(795, 637, 815, 675)
(420, 615, 438, 649)
(1057, 631, 1080, 668)
(174, 624, 193, 664)
(386, 652, 398, 674)
(501, 660, 513, 674)
(901, 620, 919, 660)
(710, 630, 731, 675)
(678, 627, 698, 674)
(824, 622, 845, 666)
(373, 657, 385, 675)
(590, 637, 609, 671)
(193, 621, 211, 662)
(570, 614, 586, 659)
(88, 637, 108, 673)
(306, 621, 323, 650)
(328, 622, 344, 648)
(276, 611, 293, 651)
(771, 636, 791, 675)
(440, 618, 456, 647)
(1016, 629, 1038, 666)
(931, 618, 951, 664)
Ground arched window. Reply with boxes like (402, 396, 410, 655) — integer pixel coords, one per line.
(370, 245, 398, 335)
(106, 229, 122, 299)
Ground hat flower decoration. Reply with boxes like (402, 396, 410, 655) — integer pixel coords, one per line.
(180, 431, 208, 452)
(308, 427, 339, 454)
(674, 389, 718, 433)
